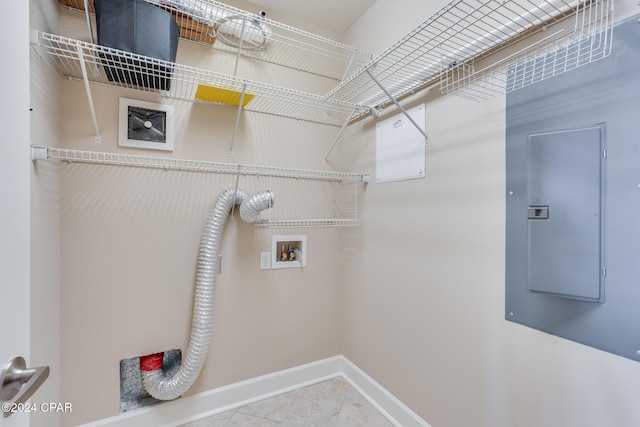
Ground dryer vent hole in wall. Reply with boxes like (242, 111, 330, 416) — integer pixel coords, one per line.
(119, 349, 182, 412)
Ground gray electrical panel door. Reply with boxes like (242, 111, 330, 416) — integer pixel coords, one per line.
(506, 14, 640, 362)
(527, 127, 605, 301)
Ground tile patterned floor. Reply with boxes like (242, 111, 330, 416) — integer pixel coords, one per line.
(178, 377, 394, 427)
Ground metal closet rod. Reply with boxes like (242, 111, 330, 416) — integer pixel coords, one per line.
(31, 145, 369, 183)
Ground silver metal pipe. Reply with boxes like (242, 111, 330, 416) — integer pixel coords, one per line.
(142, 188, 273, 400)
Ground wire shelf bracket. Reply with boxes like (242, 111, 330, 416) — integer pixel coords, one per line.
(228, 83, 247, 157)
(323, 105, 360, 164)
(323, 68, 432, 164)
(75, 43, 101, 144)
(365, 69, 429, 143)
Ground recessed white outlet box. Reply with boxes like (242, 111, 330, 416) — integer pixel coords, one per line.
(260, 252, 271, 270)
(272, 235, 306, 269)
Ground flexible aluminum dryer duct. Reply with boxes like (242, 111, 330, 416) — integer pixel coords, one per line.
(141, 188, 274, 401)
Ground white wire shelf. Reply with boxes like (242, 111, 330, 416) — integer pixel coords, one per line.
(254, 219, 359, 228)
(32, 145, 368, 182)
(32, 145, 365, 229)
(328, 0, 614, 111)
(32, 31, 366, 126)
(440, 0, 614, 100)
(58, 0, 372, 81)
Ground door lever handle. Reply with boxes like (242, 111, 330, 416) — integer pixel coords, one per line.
(1, 356, 50, 418)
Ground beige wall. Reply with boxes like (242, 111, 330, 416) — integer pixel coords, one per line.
(55, 6, 347, 423)
(339, 1, 640, 427)
(30, 1, 62, 427)
(34, 0, 640, 426)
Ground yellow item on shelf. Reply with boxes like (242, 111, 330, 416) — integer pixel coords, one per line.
(195, 83, 255, 107)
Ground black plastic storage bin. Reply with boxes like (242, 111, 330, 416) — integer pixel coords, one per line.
(95, 0, 180, 90)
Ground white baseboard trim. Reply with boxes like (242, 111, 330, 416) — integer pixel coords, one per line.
(338, 357, 431, 427)
(79, 355, 431, 427)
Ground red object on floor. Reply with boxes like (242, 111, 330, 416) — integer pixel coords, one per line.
(139, 352, 164, 371)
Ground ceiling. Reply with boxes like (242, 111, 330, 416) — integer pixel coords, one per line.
(241, 0, 377, 34)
